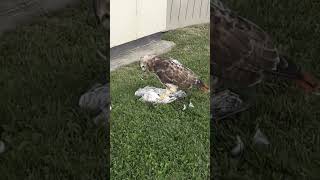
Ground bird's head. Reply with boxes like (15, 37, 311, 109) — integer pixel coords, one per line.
(139, 54, 156, 72)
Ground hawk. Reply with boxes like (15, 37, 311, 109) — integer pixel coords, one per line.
(140, 54, 209, 99)
(211, 0, 319, 93)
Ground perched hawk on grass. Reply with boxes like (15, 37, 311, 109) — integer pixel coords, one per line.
(140, 54, 209, 99)
(211, 0, 319, 93)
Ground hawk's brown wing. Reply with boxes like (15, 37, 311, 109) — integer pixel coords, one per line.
(211, 2, 284, 87)
(153, 58, 198, 89)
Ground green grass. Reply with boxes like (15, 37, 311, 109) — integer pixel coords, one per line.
(0, 1, 108, 179)
(211, 0, 320, 179)
(110, 25, 210, 179)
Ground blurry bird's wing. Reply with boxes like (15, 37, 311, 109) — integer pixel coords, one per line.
(170, 58, 199, 79)
(211, 2, 284, 86)
(153, 59, 198, 89)
(93, 0, 109, 28)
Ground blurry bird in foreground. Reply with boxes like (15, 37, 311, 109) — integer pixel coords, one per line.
(78, 0, 109, 124)
(210, 0, 320, 119)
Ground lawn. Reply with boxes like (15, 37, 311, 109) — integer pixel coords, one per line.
(0, 1, 108, 179)
(211, 0, 320, 179)
(110, 24, 210, 179)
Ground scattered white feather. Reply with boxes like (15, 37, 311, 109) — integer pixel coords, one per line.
(231, 135, 244, 157)
(97, 49, 107, 61)
(312, 92, 320, 96)
(183, 104, 187, 110)
(253, 129, 270, 146)
(0, 141, 5, 154)
(189, 101, 194, 108)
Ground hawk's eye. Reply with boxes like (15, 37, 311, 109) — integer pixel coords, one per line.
(141, 65, 146, 70)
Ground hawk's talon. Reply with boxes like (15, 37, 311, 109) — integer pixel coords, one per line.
(159, 89, 173, 100)
(159, 93, 167, 100)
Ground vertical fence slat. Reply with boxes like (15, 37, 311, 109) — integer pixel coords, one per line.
(166, 0, 209, 30)
(186, 0, 195, 26)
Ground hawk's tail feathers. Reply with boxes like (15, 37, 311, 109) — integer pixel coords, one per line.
(197, 80, 210, 93)
(266, 55, 320, 94)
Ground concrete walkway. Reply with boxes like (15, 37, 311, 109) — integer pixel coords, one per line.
(0, 0, 79, 34)
(110, 40, 175, 71)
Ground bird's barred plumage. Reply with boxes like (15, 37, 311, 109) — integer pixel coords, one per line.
(210, 0, 319, 92)
(211, 0, 285, 87)
(140, 55, 208, 91)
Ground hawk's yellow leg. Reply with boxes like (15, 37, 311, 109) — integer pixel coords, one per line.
(159, 84, 178, 100)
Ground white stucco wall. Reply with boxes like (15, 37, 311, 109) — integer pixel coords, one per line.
(110, 0, 210, 48)
(110, 0, 167, 48)
(136, 0, 167, 39)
